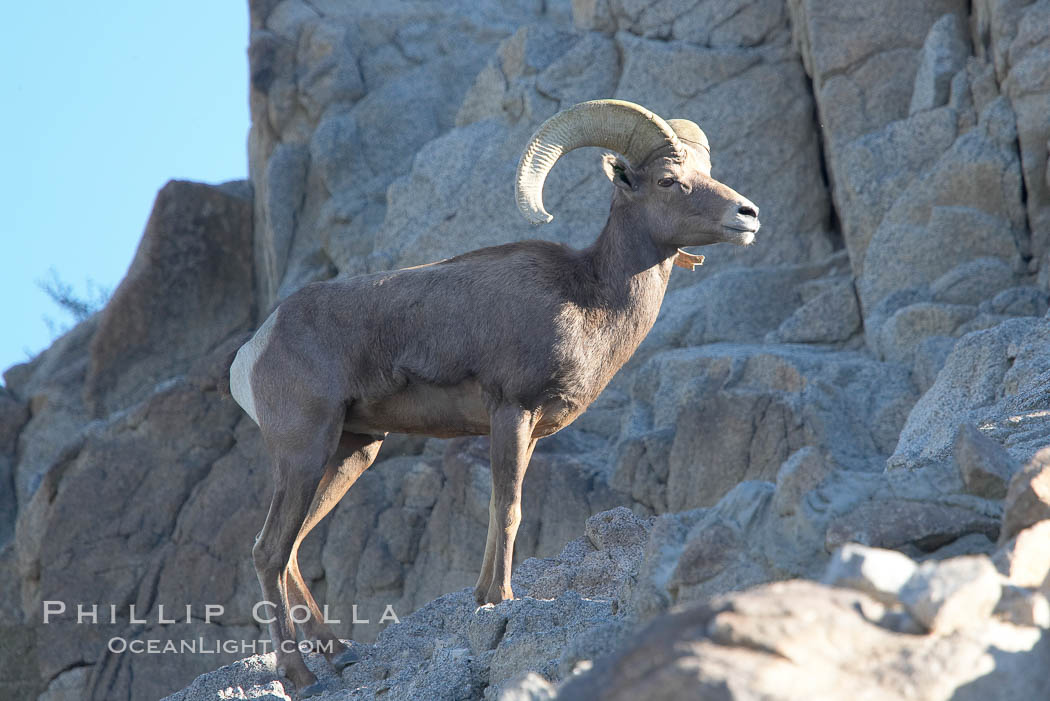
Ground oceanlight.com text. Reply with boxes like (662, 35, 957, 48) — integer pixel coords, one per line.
(106, 637, 337, 655)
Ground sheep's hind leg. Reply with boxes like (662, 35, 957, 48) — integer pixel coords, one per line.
(254, 417, 346, 698)
(254, 462, 327, 696)
(285, 431, 384, 676)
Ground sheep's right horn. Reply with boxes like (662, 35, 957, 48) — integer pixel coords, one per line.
(515, 99, 683, 225)
(667, 119, 709, 153)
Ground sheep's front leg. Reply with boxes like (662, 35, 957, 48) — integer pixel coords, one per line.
(477, 404, 537, 605)
(473, 489, 500, 604)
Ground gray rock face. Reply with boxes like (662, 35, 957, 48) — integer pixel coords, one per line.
(640, 253, 853, 352)
(556, 576, 1049, 701)
(615, 343, 915, 512)
(160, 500, 1050, 700)
(931, 257, 1017, 305)
(822, 543, 918, 605)
(994, 584, 1050, 628)
(824, 500, 1001, 553)
(994, 520, 1050, 589)
(248, 0, 542, 309)
(852, 101, 1024, 321)
(973, 0, 1050, 283)
(767, 274, 861, 344)
(84, 181, 255, 415)
(790, 0, 1041, 349)
(6, 0, 1050, 699)
(1000, 450, 1050, 544)
(898, 555, 1002, 633)
(772, 446, 830, 517)
(873, 302, 977, 366)
(13, 378, 255, 700)
(985, 286, 1050, 317)
(954, 422, 1018, 499)
(789, 0, 969, 272)
(910, 14, 970, 115)
(790, 0, 967, 141)
(572, 0, 789, 46)
(0, 391, 28, 548)
(890, 316, 1050, 471)
(854, 98, 1025, 319)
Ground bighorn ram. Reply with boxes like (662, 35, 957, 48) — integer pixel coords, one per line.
(228, 99, 759, 696)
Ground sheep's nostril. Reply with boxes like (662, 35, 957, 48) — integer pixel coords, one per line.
(738, 204, 758, 218)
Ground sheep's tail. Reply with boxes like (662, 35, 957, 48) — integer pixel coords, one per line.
(217, 331, 252, 398)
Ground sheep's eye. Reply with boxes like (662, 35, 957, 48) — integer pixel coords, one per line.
(657, 177, 675, 188)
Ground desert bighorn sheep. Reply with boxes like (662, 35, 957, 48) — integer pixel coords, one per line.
(228, 99, 759, 697)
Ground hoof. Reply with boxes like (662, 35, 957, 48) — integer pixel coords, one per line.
(473, 587, 487, 605)
(481, 586, 514, 606)
(331, 647, 361, 673)
(299, 680, 328, 699)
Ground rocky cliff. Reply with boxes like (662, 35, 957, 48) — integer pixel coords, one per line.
(2, 0, 1049, 699)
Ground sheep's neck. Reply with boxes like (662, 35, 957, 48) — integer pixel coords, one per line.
(591, 203, 675, 310)
(580, 204, 676, 378)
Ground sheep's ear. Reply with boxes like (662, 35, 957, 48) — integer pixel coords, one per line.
(602, 153, 636, 191)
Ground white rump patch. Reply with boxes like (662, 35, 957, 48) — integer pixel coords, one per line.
(230, 310, 279, 425)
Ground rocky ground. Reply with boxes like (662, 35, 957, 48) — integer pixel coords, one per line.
(164, 488, 1050, 700)
(2, 0, 1049, 699)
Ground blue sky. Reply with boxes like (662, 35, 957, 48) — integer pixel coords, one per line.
(1, 2, 249, 383)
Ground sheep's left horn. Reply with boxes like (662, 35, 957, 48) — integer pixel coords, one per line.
(515, 99, 683, 225)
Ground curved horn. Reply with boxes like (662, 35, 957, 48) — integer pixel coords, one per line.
(667, 119, 709, 153)
(515, 99, 683, 224)
(668, 118, 711, 175)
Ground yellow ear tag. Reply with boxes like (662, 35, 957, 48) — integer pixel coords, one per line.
(673, 249, 705, 270)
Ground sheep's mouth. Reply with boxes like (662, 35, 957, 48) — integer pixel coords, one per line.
(722, 224, 758, 246)
(721, 208, 760, 238)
